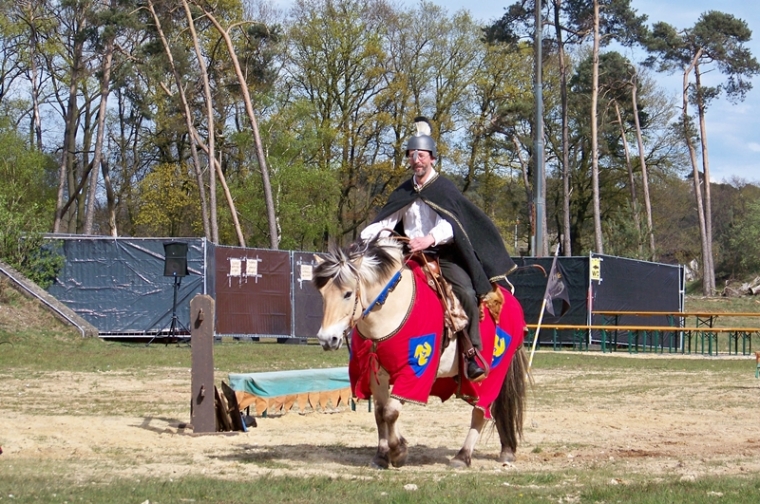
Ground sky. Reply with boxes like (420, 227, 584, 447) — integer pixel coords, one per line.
(272, 0, 760, 183)
(431, 0, 760, 184)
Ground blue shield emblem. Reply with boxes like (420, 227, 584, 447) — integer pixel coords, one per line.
(491, 326, 512, 369)
(408, 333, 436, 377)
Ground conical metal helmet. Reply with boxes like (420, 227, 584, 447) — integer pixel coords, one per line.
(405, 116, 437, 159)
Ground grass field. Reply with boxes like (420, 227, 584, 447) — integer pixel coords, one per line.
(1, 283, 760, 503)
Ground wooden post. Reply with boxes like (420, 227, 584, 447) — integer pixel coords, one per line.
(190, 294, 215, 433)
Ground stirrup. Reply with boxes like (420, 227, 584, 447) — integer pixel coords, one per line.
(463, 348, 489, 383)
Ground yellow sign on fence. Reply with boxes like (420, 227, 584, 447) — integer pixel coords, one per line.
(590, 257, 601, 281)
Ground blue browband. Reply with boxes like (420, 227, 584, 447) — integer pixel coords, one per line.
(361, 270, 403, 318)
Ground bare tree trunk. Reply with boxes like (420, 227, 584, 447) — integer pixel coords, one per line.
(53, 25, 85, 234)
(613, 100, 642, 256)
(191, 129, 246, 247)
(513, 134, 534, 250)
(694, 63, 715, 295)
(29, 57, 43, 150)
(553, 0, 571, 256)
(83, 18, 115, 235)
(17, 2, 44, 149)
(101, 159, 118, 237)
(202, 7, 279, 249)
(590, 0, 603, 253)
(630, 74, 656, 261)
(29, 48, 43, 149)
(682, 55, 712, 296)
(183, 0, 218, 244)
(147, 0, 211, 240)
(78, 100, 96, 233)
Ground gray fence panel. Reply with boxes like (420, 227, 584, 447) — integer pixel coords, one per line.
(47, 237, 206, 335)
(292, 252, 324, 338)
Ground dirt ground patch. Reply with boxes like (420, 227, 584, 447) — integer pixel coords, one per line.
(2, 354, 760, 483)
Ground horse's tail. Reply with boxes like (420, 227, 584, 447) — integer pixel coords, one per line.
(491, 345, 530, 453)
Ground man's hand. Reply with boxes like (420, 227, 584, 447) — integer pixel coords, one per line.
(408, 234, 435, 252)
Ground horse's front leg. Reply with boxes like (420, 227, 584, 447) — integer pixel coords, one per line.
(451, 407, 486, 468)
(370, 368, 407, 469)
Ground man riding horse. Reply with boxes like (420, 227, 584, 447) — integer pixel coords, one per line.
(360, 117, 517, 382)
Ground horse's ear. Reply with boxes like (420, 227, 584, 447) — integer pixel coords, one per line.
(314, 254, 324, 265)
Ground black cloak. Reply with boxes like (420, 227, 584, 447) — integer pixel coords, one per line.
(372, 174, 517, 297)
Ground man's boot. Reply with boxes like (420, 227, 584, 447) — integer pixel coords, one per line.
(458, 331, 487, 382)
(465, 348, 486, 382)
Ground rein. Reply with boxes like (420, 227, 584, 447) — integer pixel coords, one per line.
(341, 265, 405, 342)
(341, 237, 410, 342)
(361, 270, 403, 318)
(353, 231, 410, 322)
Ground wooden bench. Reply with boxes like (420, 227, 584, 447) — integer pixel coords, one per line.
(593, 310, 760, 329)
(692, 327, 760, 356)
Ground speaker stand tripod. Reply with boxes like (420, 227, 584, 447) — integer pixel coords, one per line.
(146, 273, 190, 347)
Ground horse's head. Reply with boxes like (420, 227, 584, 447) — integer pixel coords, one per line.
(312, 237, 404, 350)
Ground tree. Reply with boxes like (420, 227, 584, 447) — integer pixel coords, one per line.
(721, 181, 760, 276)
(133, 162, 203, 236)
(83, 0, 123, 236)
(487, 0, 646, 256)
(0, 119, 61, 287)
(202, 5, 279, 248)
(51, 0, 92, 234)
(564, 0, 648, 254)
(468, 41, 535, 247)
(179, 0, 251, 247)
(629, 69, 656, 261)
(645, 11, 760, 295)
(593, 52, 658, 260)
(284, 0, 392, 243)
(146, 0, 211, 241)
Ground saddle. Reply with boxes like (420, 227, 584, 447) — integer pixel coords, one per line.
(412, 253, 467, 338)
(412, 253, 506, 383)
(411, 253, 505, 335)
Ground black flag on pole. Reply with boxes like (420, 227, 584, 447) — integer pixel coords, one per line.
(544, 254, 570, 317)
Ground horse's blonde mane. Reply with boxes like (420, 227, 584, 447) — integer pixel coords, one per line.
(313, 237, 404, 290)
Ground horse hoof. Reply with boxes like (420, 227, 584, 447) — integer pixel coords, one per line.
(391, 454, 407, 468)
(391, 437, 408, 468)
(450, 457, 469, 469)
(450, 448, 471, 468)
(371, 454, 390, 470)
(498, 450, 516, 463)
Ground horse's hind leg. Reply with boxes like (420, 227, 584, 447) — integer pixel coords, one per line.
(494, 346, 528, 463)
(495, 412, 517, 463)
(496, 416, 516, 463)
(451, 407, 485, 468)
(370, 370, 407, 469)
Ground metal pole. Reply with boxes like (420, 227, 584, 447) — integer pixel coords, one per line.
(534, 0, 545, 256)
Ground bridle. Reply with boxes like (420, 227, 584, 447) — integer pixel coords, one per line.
(342, 266, 404, 339)
(340, 253, 410, 349)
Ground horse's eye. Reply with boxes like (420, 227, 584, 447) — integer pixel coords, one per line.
(343, 291, 353, 300)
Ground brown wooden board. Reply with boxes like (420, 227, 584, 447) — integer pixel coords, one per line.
(221, 381, 245, 432)
(214, 386, 232, 432)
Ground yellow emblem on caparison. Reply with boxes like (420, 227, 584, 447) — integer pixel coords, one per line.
(414, 342, 432, 366)
(493, 334, 506, 357)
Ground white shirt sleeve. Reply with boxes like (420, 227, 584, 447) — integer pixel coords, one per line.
(360, 207, 405, 241)
(428, 212, 454, 246)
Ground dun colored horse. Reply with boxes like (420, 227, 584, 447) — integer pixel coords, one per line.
(313, 237, 529, 468)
